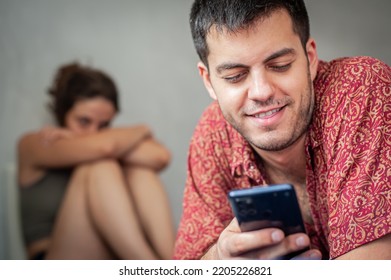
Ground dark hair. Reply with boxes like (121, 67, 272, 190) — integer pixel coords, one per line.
(47, 62, 120, 126)
(190, 0, 310, 67)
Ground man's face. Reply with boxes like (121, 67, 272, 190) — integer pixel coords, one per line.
(199, 9, 319, 153)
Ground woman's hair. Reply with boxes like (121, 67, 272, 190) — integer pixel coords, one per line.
(47, 62, 120, 126)
(190, 0, 310, 68)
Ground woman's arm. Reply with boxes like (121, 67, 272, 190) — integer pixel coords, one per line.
(120, 138, 171, 172)
(18, 125, 151, 170)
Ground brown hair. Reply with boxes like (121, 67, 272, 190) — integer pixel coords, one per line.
(47, 62, 120, 126)
(190, 0, 310, 68)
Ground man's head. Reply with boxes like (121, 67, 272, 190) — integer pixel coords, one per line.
(190, 0, 319, 153)
(190, 0, 310, 68)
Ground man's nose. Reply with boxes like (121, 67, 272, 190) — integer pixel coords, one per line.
(248, 71, 274, 102)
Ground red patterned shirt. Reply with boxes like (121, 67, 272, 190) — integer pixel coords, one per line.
(174, 56, 391, 260)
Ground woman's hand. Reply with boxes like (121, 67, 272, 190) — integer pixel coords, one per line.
(202, 218, 322, 260)
(39, 126, 74, 145)
(121, 138, 171, 172)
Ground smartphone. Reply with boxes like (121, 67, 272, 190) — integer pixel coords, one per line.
(228, 184, 307, 259)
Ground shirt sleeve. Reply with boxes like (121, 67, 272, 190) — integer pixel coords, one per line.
(326, 57, 391, 258)
(173, 108, 235, 259)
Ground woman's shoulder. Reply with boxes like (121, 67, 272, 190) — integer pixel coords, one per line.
(18, 130, 40, 154)
(18, 130, 46, 187)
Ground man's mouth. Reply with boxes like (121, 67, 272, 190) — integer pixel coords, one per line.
(252, 107, 284, 118)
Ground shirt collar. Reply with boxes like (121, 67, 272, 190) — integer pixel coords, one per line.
(228, 125, 322, 184)
(225, 110, 323, 183)
(228, 127, 264, 183)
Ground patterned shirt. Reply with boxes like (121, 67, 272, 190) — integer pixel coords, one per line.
(174, 56, 391, 260)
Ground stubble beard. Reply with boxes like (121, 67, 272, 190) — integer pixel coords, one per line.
(224, 72, 315, 152)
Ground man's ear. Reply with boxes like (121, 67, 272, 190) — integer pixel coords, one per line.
(197, 61, 217, 100)
(306, 38, 319, 81)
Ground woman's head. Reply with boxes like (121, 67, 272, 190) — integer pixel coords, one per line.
(48, 62, 120, 134)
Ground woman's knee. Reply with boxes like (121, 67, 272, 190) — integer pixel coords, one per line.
(71, 159, 122, 182)
(124, 165, 154, 177)
(86, 159, 125, 185)
(88, 158, 121, 171)
(69, 162, 92, 182)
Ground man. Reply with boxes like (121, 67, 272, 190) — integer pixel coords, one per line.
(174, 0, 391, 260)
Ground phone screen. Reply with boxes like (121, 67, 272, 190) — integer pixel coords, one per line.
(228, 184, 305, 234)
(228, 184, 308, 259)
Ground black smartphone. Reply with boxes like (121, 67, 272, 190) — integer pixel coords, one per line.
(228, 184, 308, 259)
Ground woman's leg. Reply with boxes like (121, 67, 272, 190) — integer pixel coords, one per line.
(46, 159, 159, 260)
(45, 163, 112, 259)
(124, 166, 175, 259)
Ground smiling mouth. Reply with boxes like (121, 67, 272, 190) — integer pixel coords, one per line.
(252, 107, 284, 118)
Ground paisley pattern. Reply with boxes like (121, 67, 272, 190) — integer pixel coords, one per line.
(174, 56, 391, 260)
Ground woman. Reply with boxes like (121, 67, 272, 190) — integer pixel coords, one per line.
(17, 62, 175, 260)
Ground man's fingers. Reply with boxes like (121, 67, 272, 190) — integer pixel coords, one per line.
(291, 249, 322, 260)
(223, 222, 286, 257)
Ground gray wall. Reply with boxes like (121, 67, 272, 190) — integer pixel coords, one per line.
(0, 0, 390, 259)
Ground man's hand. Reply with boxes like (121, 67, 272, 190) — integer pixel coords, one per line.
(202, 218, 322, 260)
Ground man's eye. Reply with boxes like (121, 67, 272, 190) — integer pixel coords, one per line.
(269, 63, 292, 72)
(224, 72, 247, 83)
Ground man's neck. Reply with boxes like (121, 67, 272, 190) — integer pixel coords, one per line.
(254, 134, 307, 186)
